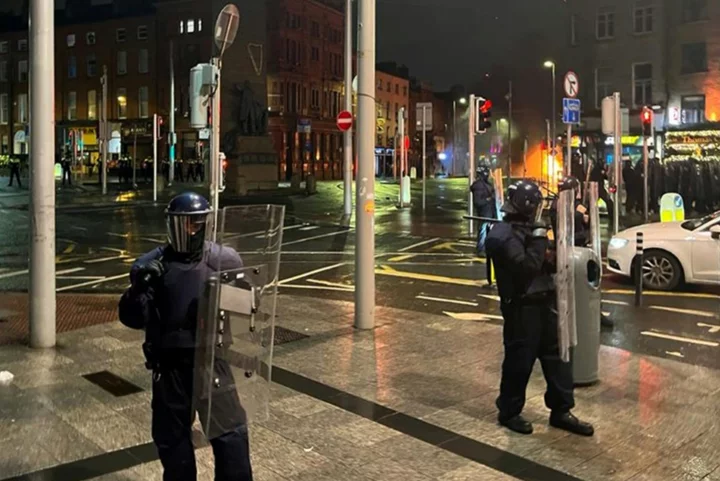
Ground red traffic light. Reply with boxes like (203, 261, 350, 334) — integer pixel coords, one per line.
(479, 99, 493, 114)
(641, 107, 653, 124)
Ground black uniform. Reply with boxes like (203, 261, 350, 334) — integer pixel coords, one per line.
(119, 193, 253, 481)
(486, 220, 574, 421)
(589, 162, 614, 219)
(8, 157, 21, 187)
(470, 174, 495, 254)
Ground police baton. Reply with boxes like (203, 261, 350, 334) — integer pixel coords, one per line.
(462, 215, 551, 230)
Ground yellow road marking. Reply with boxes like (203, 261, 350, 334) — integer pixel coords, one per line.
(697, 322, 720, 334)
(604, 288, 720, 300)
(375, 265, 487, 287)
(397, 237, 441, 252)
(443, 311, 504, 321)
(648, 305, 718, 318)
(640, 331, 718, 347)
(307, 278, 354, 290)
(388, 254, 416, 262)
(62, 243, 76, 255)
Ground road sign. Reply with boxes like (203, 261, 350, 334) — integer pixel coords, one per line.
(336, 110, 353, 132)
(416, 102, 433, 131)
(297, 118, 312, 134)
(562, 98, 581, 125)
(563, 71, 579, 98)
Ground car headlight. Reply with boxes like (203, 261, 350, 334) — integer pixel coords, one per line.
(609, 238, 629, 249)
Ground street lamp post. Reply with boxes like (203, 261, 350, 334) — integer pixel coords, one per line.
(544, 61, 556, 159)
(452, 97, 466, 177)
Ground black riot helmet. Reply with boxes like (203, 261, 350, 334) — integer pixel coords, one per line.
(476, 164, 490, 180)
(501, 180, 543, 219)
(165, 192, 212, 254)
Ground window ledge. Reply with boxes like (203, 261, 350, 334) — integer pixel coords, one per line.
(680, 70, 710, 76)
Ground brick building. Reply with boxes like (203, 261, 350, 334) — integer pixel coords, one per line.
(374, 68, 409, 177)
(266, 0, 346, 182)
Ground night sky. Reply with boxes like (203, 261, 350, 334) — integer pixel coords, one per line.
(1, 0, 567, 90)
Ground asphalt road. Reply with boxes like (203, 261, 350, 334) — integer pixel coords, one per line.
(0, 179, 718, 370)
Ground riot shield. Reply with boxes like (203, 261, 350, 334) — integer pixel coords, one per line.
(194, 204, 285, 440)
(491, 168, 504, 219)
(587, 182, 602, 265)
(555, 188, 577, 363)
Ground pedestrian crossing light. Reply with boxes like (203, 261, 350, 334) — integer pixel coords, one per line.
(641, 107, 653, 137)
(475, 97, 493, 134)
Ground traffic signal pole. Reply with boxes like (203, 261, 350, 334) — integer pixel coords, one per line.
(342, 0, 353, 217)
(29, 0, 56, 348)
(467, 94, 476, 236)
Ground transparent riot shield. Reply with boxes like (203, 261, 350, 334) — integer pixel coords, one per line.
(491, 168, 504, 218)
(194, 204, 285, 440)
(588, 182, 602, 265)
(556, 189, 577, 363)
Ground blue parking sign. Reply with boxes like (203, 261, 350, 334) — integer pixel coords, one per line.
(562, 98, 581, 125)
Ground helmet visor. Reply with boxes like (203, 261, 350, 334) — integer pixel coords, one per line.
(167, 213, 210, 253)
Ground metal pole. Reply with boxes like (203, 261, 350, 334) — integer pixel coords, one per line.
(29, 0, 56, 348)
(343, 0, 353, 217)
(398, 108, 405, 207)
(392, 139, 397, 180)
(210, 59, 221, 240)
(635, 232, 644, 307)
(132, 127, 137, 187)
(545, 119, 551, 187)
(422, 104, 426, 210)
(101, 66, 107, 195)
(507, 80, 512, 179)
(153, 114, 158, 202)
(468, 94, 476, 236)
(354, 0, 375, 330)
(551, 65, 556, 157)
(613, 92, 621, 234)
(566, 124, 572, 177)
(523, 137, 528, 177)
(169, 40, 175, 185)
(643, 133, 649, 223)
(452, 101, 456, 177)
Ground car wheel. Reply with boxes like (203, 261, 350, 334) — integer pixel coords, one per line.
(640, 250, 682, 291)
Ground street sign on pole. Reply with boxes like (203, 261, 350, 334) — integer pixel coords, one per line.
(562, 98, 581, 125)
(416, 102, 432, 131)
(297, 118, 312, 134)
(336, 110, 353, 131)
(563, 71, 579, 98)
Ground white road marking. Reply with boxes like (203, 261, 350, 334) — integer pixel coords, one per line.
(282, 229, 352, 247)
(299, 225, 321, 232)
(56, 273, 128, 292)
(70, 226, 88, 232)
(84, 255, 129, 264)
(665, 351, 685, 358)
(640, 331, 719, 347)
(397, 237, 441, 252)
(278, 262, 345, 285)
(107, 232, 129, 238)
(56, 267, 86, 276)
(602, 299, 628, 306)
(697, 322, 720, 334)
(57, 276, 106, 280)
(139, 237, 165, 244)
(279, 284, 353, 293)
(307, 278, 354, 289)
(648, 305, 718, 318)
(416, 295, 479, 307)
(0, 269, 28, 280)
(478, 294, 501, 302)
(101, 247, 126, 254)
(443, 311, 504, 321)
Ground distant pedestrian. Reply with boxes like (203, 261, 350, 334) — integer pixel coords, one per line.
(8, 156, 21, 187)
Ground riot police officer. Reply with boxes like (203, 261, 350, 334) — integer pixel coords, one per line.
(118, 192, 253, 480)
(486, 180, 594, 437)
(470, 164, 496, 255)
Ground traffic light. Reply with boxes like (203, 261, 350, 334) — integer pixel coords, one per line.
(641, 107, 653, 137)
(475, 97, 492, 134)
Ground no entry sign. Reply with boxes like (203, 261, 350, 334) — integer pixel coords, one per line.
(336, 110, 353, 131)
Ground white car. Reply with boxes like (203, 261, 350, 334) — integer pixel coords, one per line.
(607, 211, 720, 290)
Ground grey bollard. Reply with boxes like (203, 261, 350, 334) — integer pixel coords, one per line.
(571, 247, 602, 386)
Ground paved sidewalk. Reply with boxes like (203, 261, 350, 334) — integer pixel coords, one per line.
(1, 294, 719, 481)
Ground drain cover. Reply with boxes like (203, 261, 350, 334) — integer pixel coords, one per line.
(273, 326, 309, 345)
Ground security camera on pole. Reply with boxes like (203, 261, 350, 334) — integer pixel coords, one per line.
(188, 4, 240, 241)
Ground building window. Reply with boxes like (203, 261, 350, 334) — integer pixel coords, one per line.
(117, 51, 127, 75)
(594, 67, 613, 108)
(117, 88, 127, 119)
(681, 95, 705, 124)
(67, 91, 77, 120)
(198, 19, 203, 32)
(682, 0, 708, 23)
(386, 81, 391, 91)
(187, 19, 195, 33)
(1, 135, 7, 154)
(681, 43, 708, 73)
(386, 102, 390, 119)
(87, 54, 97, 77)
(311, 88, 320, 108)
(179, 20, 184, 34)
(86, 32, 96, 45)
(66, 34, 76, 47)
(137, 25, 148, 40)
(18, 39, 27, 52)
(395, 84, 399, 94)
(633, 2, 653, 34)
(88, 90, 97, 120)
(17, 94, 28, 123)
(18, 60, 28, 82)
(139, 86, 149, 118)
(116, 28, 126, 42)
(311, 21, 320, 38)
(0, 41, 7, 54)
(0, 94, 8, 124)
(311, 46, 319, 62)
(596, 8, 615, 40)
(68, 56, 77, 78)
(633, 63, 652, 106)
(403, 86, 407, 96)
(0, 61, 7, 82)
(138, 49, 149, 74)
(570, 14, 578, 45)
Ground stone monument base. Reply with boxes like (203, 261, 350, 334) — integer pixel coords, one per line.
(224, 136, 279, 196)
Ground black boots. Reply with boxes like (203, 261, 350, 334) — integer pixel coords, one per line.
(550, 411, 595, 436)
(498, 414, 533, 435)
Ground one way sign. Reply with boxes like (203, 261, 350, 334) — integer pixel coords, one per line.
(562, 98, 581, 125)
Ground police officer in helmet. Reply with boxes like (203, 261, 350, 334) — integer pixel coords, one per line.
(119, 192, 253, 480)
(486, 180, 594, 437)
(470, 163, 496, 255)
